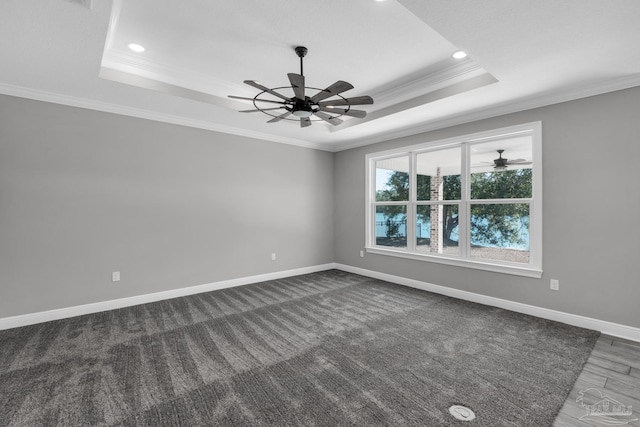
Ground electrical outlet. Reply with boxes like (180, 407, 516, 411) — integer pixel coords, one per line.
(271, 253, 277, 261)
(112, 271, 121, 282)
(359, 250, 364, 258)
(550, 279, 559, 291)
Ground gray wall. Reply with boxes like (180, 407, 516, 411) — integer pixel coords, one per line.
(0, 95, 334, 317)
(335, 87, 640, 329)
(2, 87, 639, 329)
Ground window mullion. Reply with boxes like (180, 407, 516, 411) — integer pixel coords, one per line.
(459, 144, 470, 259)
(366, 157, 374, 248)
(407, 153, 417, 252)
(469, 198, 533, 205)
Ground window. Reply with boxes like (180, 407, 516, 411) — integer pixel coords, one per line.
(366, 122, 542, 277)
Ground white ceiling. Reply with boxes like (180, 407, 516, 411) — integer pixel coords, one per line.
(1, 0, 639, 152)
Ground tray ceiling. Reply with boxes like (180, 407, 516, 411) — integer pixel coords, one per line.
(1, 0, 639, 151)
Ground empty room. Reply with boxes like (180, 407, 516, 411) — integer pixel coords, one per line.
(1, 1, 639, 426)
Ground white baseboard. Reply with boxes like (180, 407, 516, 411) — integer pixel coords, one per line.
(0, 263, 338, 330)
(336, 264, 640, 342)
(2, 262, 638, 343)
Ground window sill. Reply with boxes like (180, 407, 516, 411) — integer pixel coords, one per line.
(365, 247, 543, 278)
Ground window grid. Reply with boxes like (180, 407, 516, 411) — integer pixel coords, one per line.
(366, 122, 542, 278)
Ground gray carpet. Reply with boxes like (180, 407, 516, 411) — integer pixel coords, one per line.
(0, 270, 598, 426)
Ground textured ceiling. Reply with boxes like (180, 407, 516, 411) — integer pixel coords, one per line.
(1, 0, 639, 151)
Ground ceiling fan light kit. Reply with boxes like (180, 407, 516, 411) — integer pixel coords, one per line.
(229, 46, 373, 128)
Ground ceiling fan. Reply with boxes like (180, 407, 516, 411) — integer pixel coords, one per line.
(491, 149, 531, 170)
(474, 149, 532, 170)
(228, 46, 373, 128)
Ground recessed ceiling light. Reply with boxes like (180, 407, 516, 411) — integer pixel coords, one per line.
(128, 43, 145, 53)
(452, 50, 467, 59)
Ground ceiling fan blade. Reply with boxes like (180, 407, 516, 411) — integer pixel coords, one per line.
(310, 81, 354, 103)
(228, 95, 286, 105)
(239, 107, 284, 113)
(318, 95, 374, 107)
(267, 111, 292, 123)
(287, 73, 305, 101)
(244, 80, 291, 101)
(507, 159, 530, 164)
(314, 111, 343, 126)
(300, 117, 312, 128)
(319, 107, 367, 118)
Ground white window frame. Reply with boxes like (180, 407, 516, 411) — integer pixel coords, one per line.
(365, 122, 542, 278)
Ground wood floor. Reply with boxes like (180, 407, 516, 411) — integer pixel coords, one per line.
(554, 334, 640, 426)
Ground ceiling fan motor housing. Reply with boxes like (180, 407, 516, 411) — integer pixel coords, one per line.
(295, 46, 308, 58)
(494, 149, 508, 168)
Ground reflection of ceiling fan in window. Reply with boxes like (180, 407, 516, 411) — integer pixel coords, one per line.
(475, 149, 532, 170)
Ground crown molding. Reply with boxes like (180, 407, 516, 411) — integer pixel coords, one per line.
(3, 73, 639, 154)
(370, 59, 486, 108)
(102, 49, 245, 97)
(0, 83, 331, 151)
(333, 72, 498, 134)
(101, 0, 122, 54)
(330, 73, 640, 152)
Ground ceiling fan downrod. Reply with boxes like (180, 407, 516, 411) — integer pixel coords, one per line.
(295, 46, 307, 77)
